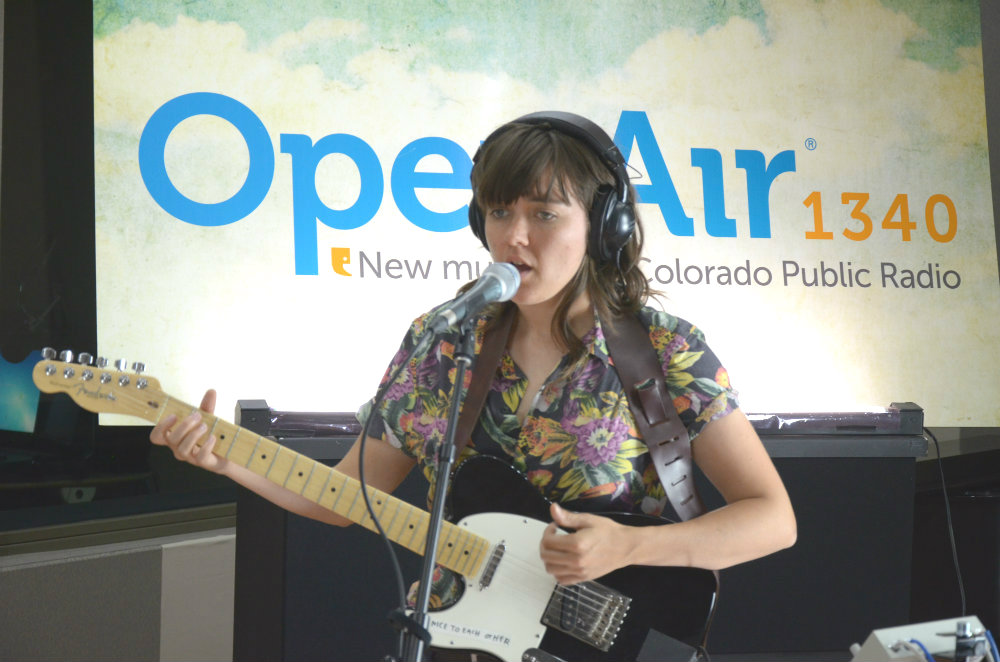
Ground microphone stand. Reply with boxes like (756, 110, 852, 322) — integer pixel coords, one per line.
(399, 316, 478, 662)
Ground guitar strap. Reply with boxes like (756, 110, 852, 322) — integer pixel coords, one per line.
(452, 304, 706, 522)
(453, 304, 516, 455)
(600, 313, 707, 521)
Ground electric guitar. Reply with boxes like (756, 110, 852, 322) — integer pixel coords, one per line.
(33, 352, 718, 662)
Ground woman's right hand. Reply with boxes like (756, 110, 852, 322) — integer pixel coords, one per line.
(149, 389, 229, 474)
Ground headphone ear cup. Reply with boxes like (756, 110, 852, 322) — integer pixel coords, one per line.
(468, 198, 489, 249)
(604, 200, 637, 261)
(589, 184, 636, 264)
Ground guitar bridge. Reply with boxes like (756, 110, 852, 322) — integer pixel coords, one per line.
(478, 542, 505, 590)
(541, 581, 630, 652)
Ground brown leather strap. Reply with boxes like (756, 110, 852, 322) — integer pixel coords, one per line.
(601, 313, 706, 521)
(452, 304, 516, 455)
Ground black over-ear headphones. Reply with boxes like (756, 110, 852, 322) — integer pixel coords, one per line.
(468, 111, 636, 266)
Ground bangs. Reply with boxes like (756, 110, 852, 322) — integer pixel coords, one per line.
(472, 123, 601, 210)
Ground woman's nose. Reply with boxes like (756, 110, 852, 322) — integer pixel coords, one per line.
(502, 214, 530, 246)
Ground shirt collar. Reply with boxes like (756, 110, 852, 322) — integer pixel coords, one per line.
(494, 309, 613, 381)
(583, 312, 613, 366)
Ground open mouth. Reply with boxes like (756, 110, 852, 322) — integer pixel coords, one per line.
(509, 261, 531, 274)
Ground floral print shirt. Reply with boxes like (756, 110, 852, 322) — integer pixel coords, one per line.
(359, 302, 739, 521)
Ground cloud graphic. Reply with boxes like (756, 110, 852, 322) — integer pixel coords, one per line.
(92, 0, 998, 425)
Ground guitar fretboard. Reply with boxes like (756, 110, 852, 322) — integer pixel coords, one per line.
(153, 394, 492, 577)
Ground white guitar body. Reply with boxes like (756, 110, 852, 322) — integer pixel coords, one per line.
(425, 512, 553, 660)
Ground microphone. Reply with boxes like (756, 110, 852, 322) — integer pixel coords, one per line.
(429, 262, 520, 332)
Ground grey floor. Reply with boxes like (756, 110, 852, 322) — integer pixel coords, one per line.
(710, 654, 849, 661)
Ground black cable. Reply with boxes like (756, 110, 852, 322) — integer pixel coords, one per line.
(357, 330, 436, 661)
(925, 427, 967, 616)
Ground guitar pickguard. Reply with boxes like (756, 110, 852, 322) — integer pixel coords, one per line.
(425, 512, 552, 658)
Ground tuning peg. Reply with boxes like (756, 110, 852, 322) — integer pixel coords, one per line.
(78, 353, 94, 365)
(114, 359, 128, 371)
(132, 362, 145, 374)
(96, 357, 108, 368)
(59, 350, 75, 363)
(43, 347, 58, 375)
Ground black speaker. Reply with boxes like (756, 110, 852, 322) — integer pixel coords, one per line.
(911, 453, 1000, 638)
(232, 435, 428, 662)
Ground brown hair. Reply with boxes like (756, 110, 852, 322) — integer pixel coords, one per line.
(470, 119, 653, 360)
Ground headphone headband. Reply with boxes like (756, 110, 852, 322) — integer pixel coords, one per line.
(474, 111, 630, 205)
(468, 111, 637, 266)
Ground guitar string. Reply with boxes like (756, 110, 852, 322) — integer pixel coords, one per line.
(116, 387, 487, 562)
(479, 548, 622, 622)
(456, 523, 636, 618)
(115, 385, 622, 627)
(483, 561, 621, 632)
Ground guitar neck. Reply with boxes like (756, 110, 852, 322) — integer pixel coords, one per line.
(153, 396, 491, 578)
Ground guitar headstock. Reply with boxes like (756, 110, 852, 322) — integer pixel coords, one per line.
(32, 348, 164, 421)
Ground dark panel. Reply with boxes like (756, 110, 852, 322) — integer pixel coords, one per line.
(704, 457, 916, 653)
(233, 438, 427, 662)
(911, 488, 1000, 635)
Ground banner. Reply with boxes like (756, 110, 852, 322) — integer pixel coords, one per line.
(93, 0, 998, 426)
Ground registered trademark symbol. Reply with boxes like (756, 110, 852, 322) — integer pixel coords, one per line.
(805, 138, 817, 150)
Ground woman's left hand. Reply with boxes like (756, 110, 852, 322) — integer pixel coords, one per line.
(539, 503, 634, 584)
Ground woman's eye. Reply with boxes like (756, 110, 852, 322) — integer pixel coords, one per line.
(488, 208, 508, 219)
(537, 210, 556, 221)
